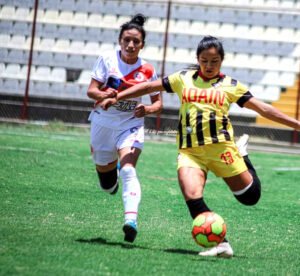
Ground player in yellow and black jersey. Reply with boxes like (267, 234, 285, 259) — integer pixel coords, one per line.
(101, 36, 300, 258)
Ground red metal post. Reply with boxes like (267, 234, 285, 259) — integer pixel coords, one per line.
(21, 0, 39, 120)
(156, 0, 172, 132)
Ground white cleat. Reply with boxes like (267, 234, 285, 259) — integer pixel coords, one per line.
(199, 242, 234, 258)
(236, 134, 249, 157)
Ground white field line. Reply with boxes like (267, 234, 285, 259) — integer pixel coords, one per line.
(0, 145, 64, 155)
(0, 130, 89, 141)
(272, 167, 300, 171)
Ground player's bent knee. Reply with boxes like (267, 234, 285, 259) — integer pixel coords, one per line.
(233, 178, 261, 206)
(97, 169, 118, 194)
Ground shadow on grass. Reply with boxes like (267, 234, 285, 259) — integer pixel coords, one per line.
(75, 236, 199, 256)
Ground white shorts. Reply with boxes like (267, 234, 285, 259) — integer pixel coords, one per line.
(90, 122, 144, 166)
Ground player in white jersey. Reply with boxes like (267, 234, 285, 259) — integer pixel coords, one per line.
(87, 14, 162, 243)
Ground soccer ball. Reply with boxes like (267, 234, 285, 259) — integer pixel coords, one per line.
(192, 211, 227, 248)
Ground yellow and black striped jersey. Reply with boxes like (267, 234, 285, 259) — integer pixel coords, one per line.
(162, 70, 253, 149)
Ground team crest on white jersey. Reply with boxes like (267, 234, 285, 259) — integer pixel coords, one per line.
(134, 72, 146, 82)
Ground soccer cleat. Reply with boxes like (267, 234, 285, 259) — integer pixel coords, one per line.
(236, 134, 249, 157)
(123, 220, 138, 243)
(198, 242, 234, 258)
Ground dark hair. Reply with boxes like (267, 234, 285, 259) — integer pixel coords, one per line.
(119, 14, 147, 43)
(196, 36, 225, 61)
(187, 36, 225, 71)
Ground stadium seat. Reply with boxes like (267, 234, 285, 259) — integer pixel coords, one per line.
(83, 42, 100, 56)
(0, 48, 9, 63)
(0, 62, 5, 76)
(53, 53, 68, 67)
(50, 82, 65, 96)
(77, 70, 90, 85)
(74, 1, 89, 13)
(57, 11, 74, 25)
(42, 10, 59, 23)
(35, 38, 55, 51)
(32, 66, 51, 81)
(169, 19, 191, 34)
(53, 39, 71, 53)
(99, 43, 116, 53)
(51, 68, 66, 82)
(83, 55, 96, 69)
(69, 41, 85, 54)
(0, 34, 10, 48)
(73, 12, 88, 26)
(15, 7, 31, 21)
(2, 63, 22, 79)
(34, 51, 53, 66)
(218, 23, 235, 38)
(144, 18, 165, 32)
(30, 80, 50, 97)
(118, 1, 135, 16)
(0, 20, 13, 33)
(67, 54, 84, 69)
(141, 46, 163, 61)
(0, 6, 15, 20)
(279, 72, 296, 87)
(280, 57, 298, 73)
(87, 14, 102, 28)
(145, 2, 167, 18)
(60, 0, 77, 11)
(171, 5, 191, 20)
(2, 79, 21, 94)
(86, 26, 102, 39)
(117, 16, 131, 27)
(6, 49, 26, 64)
(261, 71, 280, 86)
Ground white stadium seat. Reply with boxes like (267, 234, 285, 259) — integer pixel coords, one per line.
(0, 6, 15, 20)
(51, 68, 66, 82)
(77, 70, 90, 85)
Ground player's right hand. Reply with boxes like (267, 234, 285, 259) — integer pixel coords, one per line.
(102, 88, 117, 99)
(100, 98, 117, 110)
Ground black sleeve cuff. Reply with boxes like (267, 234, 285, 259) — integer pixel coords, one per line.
(236, 91, 253, 107)
(162, 77, 174, 93)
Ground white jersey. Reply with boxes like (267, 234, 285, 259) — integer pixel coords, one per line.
(89, 50, 159, 129)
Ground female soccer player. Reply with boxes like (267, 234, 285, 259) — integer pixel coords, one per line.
(100, 36, 300, 255)
(87, 14, 162, 243)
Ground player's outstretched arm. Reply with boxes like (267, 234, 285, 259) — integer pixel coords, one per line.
(244, 97, 300, 130)
(119, 79, 164, 100)
(100, 79, 164, 110)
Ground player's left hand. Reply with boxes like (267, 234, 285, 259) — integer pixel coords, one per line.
(134, 104, 148, 118)
(100, 98, 117, 110)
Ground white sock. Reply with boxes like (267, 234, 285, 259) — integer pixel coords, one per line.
(232, 180, 253, 196)
(120, 166, 141, 222)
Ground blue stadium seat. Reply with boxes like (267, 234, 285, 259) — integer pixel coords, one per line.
(71, 26, 89, 41)
(171, 5, 192, 20)
(34, 51, 54, 66)
(60, 0, 76, 12)
(2, 79, 21, 94)
(147, 32, 164, 46)
(0, 20, 13, 33)
(74, 1, 89, 13)
(145, 2, 167, 18)
(0, 48, 9, 63)
(7, 49, 27, 64)
(53, 52, 68, 67)
(83, 55, 96, 70)
(42, 23, 57, 38)
(67, 54, 84, 69)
